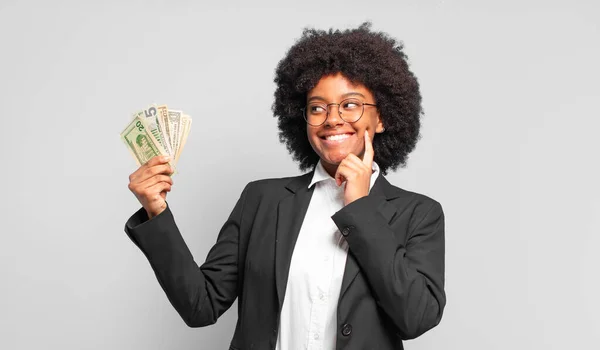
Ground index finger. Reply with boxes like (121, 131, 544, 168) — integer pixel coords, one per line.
(362, 130, 374, 167)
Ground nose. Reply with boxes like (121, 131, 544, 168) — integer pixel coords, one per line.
(324, 104, 344, 127)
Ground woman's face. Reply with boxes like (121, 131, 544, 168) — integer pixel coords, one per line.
(306, 73, 384, 175)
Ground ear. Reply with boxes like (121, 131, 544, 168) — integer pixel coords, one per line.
(375, 113, 385, 133)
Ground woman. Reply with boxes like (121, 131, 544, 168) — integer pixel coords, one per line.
(125, 23, 445, 350)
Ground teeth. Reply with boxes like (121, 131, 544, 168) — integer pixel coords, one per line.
(325, 134, 350, 141)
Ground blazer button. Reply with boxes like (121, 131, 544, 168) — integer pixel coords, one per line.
(341, 226, 353, 237)
(341, 323, 352, 336)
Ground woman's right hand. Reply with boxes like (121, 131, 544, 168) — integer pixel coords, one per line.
(128, 155, 174, 219)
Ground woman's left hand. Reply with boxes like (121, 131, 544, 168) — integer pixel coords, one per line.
(335, 131, 374, 206)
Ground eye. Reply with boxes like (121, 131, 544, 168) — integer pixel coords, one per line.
(342, 99, 361, 110)
(309, 104, 326, 114)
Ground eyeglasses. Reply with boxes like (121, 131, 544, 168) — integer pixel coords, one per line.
(301, 98, 377, 126)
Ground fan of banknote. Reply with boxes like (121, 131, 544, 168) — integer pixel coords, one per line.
(120, 104, 192, 172)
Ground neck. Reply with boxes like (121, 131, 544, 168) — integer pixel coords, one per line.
(321, 162, 338, 179)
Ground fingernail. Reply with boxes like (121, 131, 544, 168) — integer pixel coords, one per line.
(162, 156, 170, 162)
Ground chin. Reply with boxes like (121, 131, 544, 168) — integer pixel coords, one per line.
(322, 158, 343, 166)
(322, 151, 351, 165)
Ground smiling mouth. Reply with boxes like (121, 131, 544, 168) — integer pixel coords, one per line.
(321, 133, 354, 142)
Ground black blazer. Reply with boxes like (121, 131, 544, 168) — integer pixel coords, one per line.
(125, 171, 445, 350)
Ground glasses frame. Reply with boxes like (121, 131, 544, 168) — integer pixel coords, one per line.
(301, 98, 377, 126)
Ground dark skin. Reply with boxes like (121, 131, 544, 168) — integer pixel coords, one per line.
(128, 73, 384, 216)
(128, 155, 173, 219)
(306, 73, 385, 205)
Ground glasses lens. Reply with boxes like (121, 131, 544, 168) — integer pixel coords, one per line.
(339, 99, 363, 122)
(305, 103, 328, 125)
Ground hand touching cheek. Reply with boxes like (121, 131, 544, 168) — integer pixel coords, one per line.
(334, 131, 375, 206)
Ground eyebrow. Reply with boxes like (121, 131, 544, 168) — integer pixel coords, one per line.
(307, 92, 366, 103)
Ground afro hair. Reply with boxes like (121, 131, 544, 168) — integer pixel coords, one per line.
(272, 22, 423, 175)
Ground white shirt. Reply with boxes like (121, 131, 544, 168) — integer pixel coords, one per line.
(276, 160, 380, 350)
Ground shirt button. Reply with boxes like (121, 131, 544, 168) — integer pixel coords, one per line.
(314, 333, 319, 340)
(319, 293, 325, 301)
(341, 323, 352, 336)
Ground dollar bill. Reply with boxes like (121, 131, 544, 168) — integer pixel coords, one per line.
(167, 109, 183, 158)
(120, 114, 171, 168)
(156, 105, 173, 156)
(139, 105, 170, 156)
(175, 114, 192, 164)
(122, 104, 190, 173)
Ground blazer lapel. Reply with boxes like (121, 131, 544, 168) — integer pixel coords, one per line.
(339, 174, 403, 299)
(275, 171, 315, 309)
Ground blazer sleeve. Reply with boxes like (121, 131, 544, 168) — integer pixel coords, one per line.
(331, 194, 445, 340)
(123, 184, 249, 327)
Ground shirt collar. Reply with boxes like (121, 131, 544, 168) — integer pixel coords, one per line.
(309, 160, 380, 189)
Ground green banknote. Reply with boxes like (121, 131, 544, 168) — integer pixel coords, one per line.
(122, 104, 191, 172)
(121, 114, 172, 168)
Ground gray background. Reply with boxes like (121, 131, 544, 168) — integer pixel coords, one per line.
(1, 0, 598, 349)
